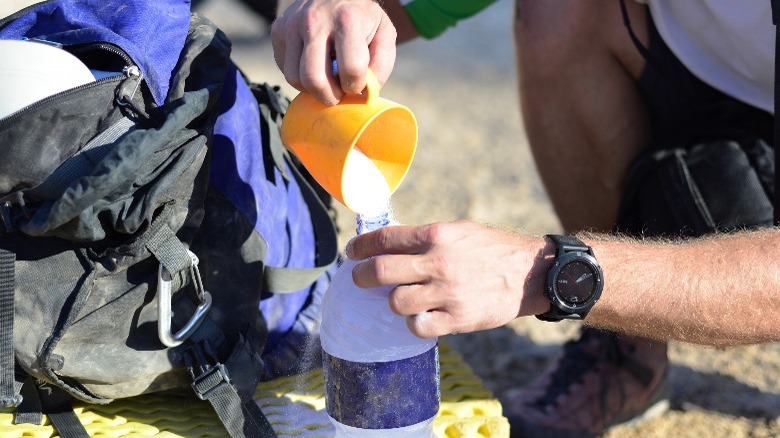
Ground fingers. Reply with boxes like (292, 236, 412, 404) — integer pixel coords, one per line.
(367, 14, 397, 86)
(270, 0, 397, 105)
(299, 32, 343, 104)
(272, 3, 342, 104)
(281, 33, 304, 89)
(347, 224, 436, 260)
(348, 224, 444, 288)
(344, 221, 534, 338)
(333, 13, 372, 95)
(352, 252, 439, 287)
(271, 13, 296, 84)
(390, 285, 457, 339)
(396, 286, 500, 338)
(334, 8, 397, 93)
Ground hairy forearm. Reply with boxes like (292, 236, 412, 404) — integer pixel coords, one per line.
(581, 228, 780, 347)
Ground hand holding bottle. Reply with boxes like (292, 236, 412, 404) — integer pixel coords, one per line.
(346, 220, 554, 337)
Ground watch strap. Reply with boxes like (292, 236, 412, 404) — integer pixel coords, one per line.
(536, 306, 588, 322)
(547, 234, 591, 256)
(537, 234, 599, 322)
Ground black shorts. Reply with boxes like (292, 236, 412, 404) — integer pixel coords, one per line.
(637, 13, 774, 150)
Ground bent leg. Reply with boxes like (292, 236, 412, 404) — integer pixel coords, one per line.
(515, 0, 650, 232)
(508, 2, 670, 436)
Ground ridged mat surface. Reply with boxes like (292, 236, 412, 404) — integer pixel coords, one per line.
(0, 342, 509, 437)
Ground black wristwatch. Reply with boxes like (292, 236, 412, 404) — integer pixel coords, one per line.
(536, 234, 604, 322)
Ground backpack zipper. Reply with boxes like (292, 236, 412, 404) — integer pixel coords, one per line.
(0, 42, 142, 127)
(117, 65, 143, 107)
(67, 41, 135, 67)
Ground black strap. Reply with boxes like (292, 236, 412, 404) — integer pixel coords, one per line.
(255, 83, 339, 294)
(619, 0, 655, 66)
(26, 117, 135, 201)
(15, 376, 43, 425)
(619, 0, 682, 86)
(262, 153, 339, 293)
(15, 375, 89, 437)
(0, 203, 20, 409)
(185, 340, 277, 438)
(546, 234, 592, 257)
(772, 0, 780, 225)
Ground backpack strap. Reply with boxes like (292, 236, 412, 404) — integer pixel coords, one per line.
(14, 376, 89, 437)
(24, 117, 137, 201)
(262, 154, 339, 293)
(0, 203, 21, 409)
(254, 83, 339, 294)
(172, 293, 278, 437)
(185, 339, 277, 438)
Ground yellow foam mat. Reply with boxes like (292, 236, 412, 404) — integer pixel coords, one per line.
(0, 341, 509, 437)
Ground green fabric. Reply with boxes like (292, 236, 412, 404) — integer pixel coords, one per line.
(402, 0, 498, 39)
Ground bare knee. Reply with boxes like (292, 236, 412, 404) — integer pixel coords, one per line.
(514, 0, 647, 81)
(514, 1, 599, 78)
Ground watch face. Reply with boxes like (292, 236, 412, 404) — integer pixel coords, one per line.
(554, 260, 599, 306)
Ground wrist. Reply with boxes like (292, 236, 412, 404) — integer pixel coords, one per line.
(518, 235, 556, 317)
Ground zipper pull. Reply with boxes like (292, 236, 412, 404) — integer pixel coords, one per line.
(122, 65, 141, 78)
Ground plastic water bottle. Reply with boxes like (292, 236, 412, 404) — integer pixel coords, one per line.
(320, 210, 440, 437)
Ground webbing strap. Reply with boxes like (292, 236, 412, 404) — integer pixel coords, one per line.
(15, 378, 89, 437)
(27, 117, 135, 200)
(252, 83, 338, 294)
(200, 381, 274, 438)
(772, 0, 780, 225)
(46, 408, 89, 438)
(37, 383, 89, 438)
(0, 207, 20, 408)
(262, 153, 338, 294)
(146, 222, 193, 277)
(15, 376, 43, 425)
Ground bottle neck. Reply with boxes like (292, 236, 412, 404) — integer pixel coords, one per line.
(356, 210, 392, 235)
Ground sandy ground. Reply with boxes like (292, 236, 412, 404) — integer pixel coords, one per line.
(3, 0, 780, 436)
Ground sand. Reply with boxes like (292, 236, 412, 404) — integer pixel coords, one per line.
(3, 0, 779, 436)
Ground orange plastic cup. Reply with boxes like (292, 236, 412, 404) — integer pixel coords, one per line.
(280, 70, 418, 211)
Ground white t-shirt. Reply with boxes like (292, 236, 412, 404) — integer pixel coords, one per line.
(645, 0, 774, 113)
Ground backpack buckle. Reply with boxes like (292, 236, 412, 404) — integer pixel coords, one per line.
(157, 250, 212, 348)
(184, 340, 232, 401)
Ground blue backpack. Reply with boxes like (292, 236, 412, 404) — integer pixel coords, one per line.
(0, 1, 337, 436)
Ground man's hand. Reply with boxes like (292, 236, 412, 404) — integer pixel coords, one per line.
(271, 0, 397, 105)
(346, 220, 552, 338)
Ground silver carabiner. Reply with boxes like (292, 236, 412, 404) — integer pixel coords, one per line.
(157, 250, 212, 348)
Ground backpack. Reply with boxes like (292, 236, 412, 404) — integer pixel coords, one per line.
(0, 1, 337, 437)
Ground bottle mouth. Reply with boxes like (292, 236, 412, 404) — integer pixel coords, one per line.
(356, 210, 392, 235)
